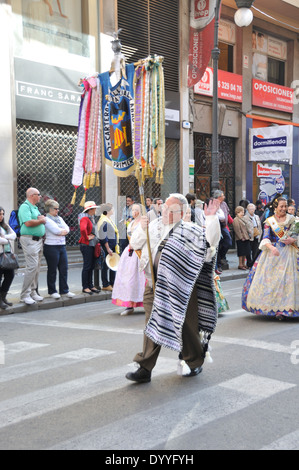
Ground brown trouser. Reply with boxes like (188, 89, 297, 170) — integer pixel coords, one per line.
(133, 283, 205, 371)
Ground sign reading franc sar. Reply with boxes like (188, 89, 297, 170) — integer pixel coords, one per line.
(16, 81, 82, 106)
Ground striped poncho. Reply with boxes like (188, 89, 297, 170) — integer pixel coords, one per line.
(145, 222, 217, 352)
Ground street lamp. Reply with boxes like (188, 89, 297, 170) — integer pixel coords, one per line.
(211, 0, 255, 194)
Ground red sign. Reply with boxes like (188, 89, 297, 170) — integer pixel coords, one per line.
(257, 164, 282, 178)
(188, 20, 215, 88)
(252, 79, 294, 113)
(194, 67, 243, 103)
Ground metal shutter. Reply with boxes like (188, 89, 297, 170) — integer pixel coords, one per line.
(117, 0, 179, 92)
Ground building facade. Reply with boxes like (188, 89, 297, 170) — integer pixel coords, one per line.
(0, 0, 298, 246)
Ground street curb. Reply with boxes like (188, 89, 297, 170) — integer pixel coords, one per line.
(0, 292, 112, 316)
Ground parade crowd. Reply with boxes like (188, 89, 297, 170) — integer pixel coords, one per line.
(0, 188, 299, 374)
(0, 188, 298, 382)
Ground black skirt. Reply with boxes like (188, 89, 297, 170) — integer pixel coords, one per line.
(236, 239, 251, 257)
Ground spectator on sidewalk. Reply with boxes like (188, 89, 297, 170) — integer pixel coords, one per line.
(43, 199, 75, 299)
(244, 203, 262, 267)
(97, 203, 120, 292)
(0, 207, 17, 309)
(18, 188, 46, 305)
(232, 206, 251, 270)
(147, 198, 163, 223)
(213, 190, 232, 271)
(120, 195, 135, 253)
(145, 197, 153, 212)
(79, 201, 101, 295)
(185, 193, 196, 222)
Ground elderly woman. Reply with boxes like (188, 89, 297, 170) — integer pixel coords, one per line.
(97, 203, 120, 292)
(232, 206, 251, 270)
(242, 197, 299, 319)
(0, 207, 17, 309)
(43, 199, 75, 299)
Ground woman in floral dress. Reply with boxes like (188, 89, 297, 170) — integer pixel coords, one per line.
(242, 197, 299, 319)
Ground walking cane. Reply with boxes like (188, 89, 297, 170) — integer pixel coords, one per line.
(135, 169, 156, 292)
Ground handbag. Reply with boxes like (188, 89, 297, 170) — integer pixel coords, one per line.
(94, 243, 102, 258)
(253, 227, 260, 238)
(0, 252, 19, 270)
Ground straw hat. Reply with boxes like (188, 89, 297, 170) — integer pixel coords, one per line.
(83, 201, 98, 212)
(106, 252, 120, 271)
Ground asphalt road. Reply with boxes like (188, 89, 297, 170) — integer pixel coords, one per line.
(0, 277, 298, 451)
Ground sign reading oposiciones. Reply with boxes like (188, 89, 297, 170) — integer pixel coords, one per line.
(252, 79, 294, 113)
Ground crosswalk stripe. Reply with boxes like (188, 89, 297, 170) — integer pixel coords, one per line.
(0, 357, 176, 431)
(0, 317, 144, 335)
(0, 317, 294, 356)
(5, 342, 49, 354)
(261, 429, 299, 450)
(212, 335, 292, 354)
(49, 373, 296, 450)
(0, 348, 114, 383)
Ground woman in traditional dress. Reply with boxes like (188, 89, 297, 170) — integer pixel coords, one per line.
(112, 204, 145, 315)
(242, 197, 299, 319)
(97, 203, 120, 291)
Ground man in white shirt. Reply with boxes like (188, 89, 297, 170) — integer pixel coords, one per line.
(126, 193, 221, 383)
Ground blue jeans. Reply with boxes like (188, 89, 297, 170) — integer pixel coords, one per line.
(101, 247, 115, 288)
(217, 227, 232, 264)
(80, 244, 95, 290)
(43, 244, 69, 294)
(0, 268, 15, 294)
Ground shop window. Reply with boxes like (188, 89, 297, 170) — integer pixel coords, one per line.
(268, 58, 285, 85)
(219, 42, 234, 73)
(252, 30, 287, 86)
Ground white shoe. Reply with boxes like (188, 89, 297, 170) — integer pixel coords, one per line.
(50, 293, 61, 299)
(21, 297, 36, 305)
(31, 293, 44, 301)
(120, 308, 134, 316)
(66, 292, 75, 298)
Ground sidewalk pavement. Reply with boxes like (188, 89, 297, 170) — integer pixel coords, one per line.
(0, 249, 247, 316)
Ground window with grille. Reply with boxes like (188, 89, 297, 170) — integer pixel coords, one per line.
(16, 120, 102, 247)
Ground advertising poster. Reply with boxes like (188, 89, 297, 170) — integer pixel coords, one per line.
(249, 125, 293, 164)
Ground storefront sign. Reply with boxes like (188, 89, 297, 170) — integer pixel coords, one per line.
(15, 58, 86, 126)
(194, 67, 243, 102)
(252, 79, 294, 113)
(249, 125, 293, 164)
(190, 0, 216, 30)
(258, 175, 285, 205)
(257, 164, 282, 178)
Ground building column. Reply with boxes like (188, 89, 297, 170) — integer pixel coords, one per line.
(0, 4, 16, 216)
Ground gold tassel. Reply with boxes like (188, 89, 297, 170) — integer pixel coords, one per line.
(96, 173, 100, 187)
(79, 191, 86, 207)
(82, 173, 87, 188)
(90, 172, 96, 188)
(70, 188, 77, 205)
(85, 173, 91, 189)
(141, 167, 145, 183)
(159, 170, 164, 185)
(155, 169, 160, 184)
